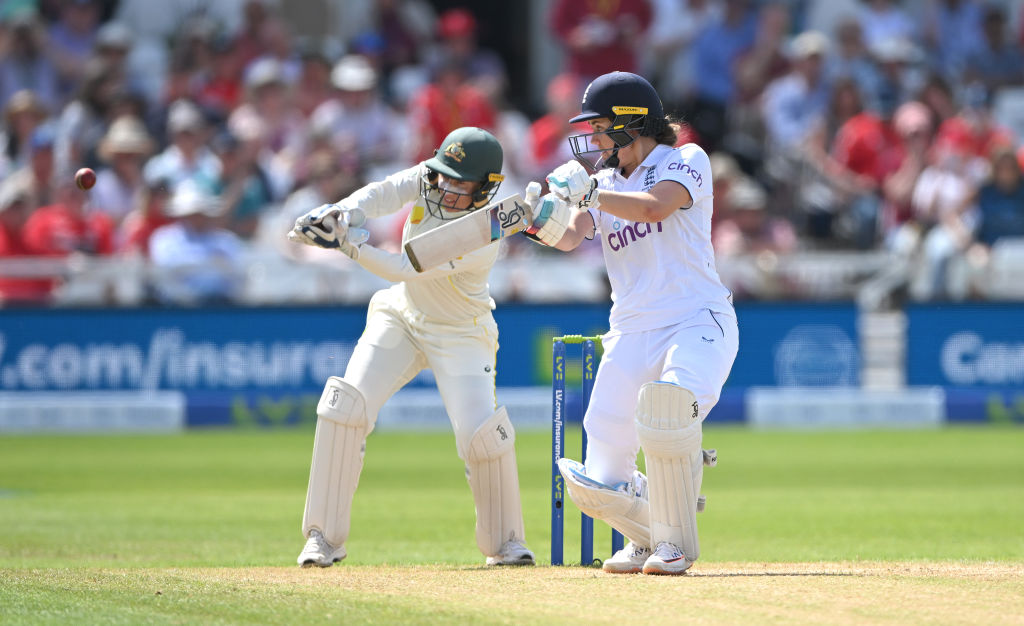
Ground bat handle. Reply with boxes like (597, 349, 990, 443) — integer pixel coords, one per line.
(525, 181, 542, 207)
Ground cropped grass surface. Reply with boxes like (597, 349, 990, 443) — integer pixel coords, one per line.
(1, 426, 1022, 623)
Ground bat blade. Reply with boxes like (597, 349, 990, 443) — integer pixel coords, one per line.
(404, 194, 530, 272)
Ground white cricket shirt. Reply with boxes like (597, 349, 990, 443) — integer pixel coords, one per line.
(342, 164, 499, 324)
(591, 143, 734, 334)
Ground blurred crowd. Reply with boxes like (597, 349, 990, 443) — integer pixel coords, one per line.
(0, 0, 1022, 307)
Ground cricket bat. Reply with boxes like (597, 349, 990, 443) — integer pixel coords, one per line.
(405, 184, 541, 272)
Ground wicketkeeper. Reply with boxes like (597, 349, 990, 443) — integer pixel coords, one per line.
(289, 127, 534, 567)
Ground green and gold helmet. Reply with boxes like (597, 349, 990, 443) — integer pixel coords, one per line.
(421, 127, 504, 219)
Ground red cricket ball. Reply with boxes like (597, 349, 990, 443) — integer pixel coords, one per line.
(75, 167, 96, 191)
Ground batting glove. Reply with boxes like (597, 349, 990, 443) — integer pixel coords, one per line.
(546, 161, 600, 210)
(524, 193, 572, 247)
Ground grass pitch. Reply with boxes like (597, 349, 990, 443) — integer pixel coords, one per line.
(1, 426, 1022, 624)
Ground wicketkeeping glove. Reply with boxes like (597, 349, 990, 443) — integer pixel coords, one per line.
(288, 206, 369, 258)
(546, 161, 601, 210)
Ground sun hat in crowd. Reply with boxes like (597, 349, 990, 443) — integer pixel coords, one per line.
(331, 55, 377, 92)
(98, 116, 154, 160)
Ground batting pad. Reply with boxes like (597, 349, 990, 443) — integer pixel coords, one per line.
(465, 407, 526, 557)
(557, 458, 651, 548)
(302, 377, 369, 548)
(635, 381, 703, 561)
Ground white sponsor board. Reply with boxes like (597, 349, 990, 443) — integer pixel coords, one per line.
(747, 387, 946, 429)
(0, 391, 186, 433)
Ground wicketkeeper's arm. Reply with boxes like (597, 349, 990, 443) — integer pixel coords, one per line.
(338, 164, 423, 219)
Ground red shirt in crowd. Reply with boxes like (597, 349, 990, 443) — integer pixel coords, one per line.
(831, 113, 906, 186)
(119, 211, 173, 256)
(550, 0, 652, 79)
(408, 83, 496, 162)
(0, 222, 53, 303)
(22, 203, 116, 257)
(934, 116, 1014, 160)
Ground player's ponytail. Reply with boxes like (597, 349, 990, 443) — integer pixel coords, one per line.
(649, 115, 686, 147)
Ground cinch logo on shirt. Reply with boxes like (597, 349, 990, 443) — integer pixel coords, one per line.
(607, 221, 664, 251)
(668, 161, 703, 187)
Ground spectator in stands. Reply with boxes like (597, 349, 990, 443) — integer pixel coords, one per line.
(22, 176, 115, 258)
(48, 0, 102, 101)
(353, 0, 436, 87)
(0, 122, 57, 212)
(253, 16, 302, 86)
(906, 133, 978, 300)
(0, 184, 52, 305)
(0, 11, 60, 112)
(550, 0, 652, 80)
(293, 41, 335, 117)
(143, 99, 222, 191)
(0, 90, 49, 180)
(427, 8, 507, 105)
(90, 116, 154, 224)
(960, 147, 1024, 266)
(933, 83, 1014, 181)
(825, 84, 910, 247)
(762, 31, 832, 153)
(525, 73, 585, 184)
(233, 58, 304, 173)
(955, 146, 1024, 298)
(645, 0, 719, 108)
(310, 54, 403, 168)
(857, 0, 916, 50)
(711, 151, 797, 258)
(54, 58, 125, 173)
(784, 77, 863, 243)
(118, 173, 172, 256)
(734, 2, 792, 107)
(825, 18, 882, 105)
(869, 36, 923, 109)
(148, 180, 244, 305)
(196, 36, 245, 117)
(881, 101, 934, 251)
(406, 57, 496, 162)
(964, 5, 1024, 91)
(232, 0, 274, 69)
(687, 0, 758, 152)
(206, 128, 276, 241)
(916, 73, 958, 128)
(923, 0, 985, 82)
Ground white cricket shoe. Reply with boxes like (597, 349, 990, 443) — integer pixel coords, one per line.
(297, 529, 347, 568)
(485, 539, 536, 566)
(642, 542, 693, 575)
(602, 541, 652, 574)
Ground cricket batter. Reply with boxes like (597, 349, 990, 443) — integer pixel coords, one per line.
(528, 72, 739, 574)
(288, 127, 534, 567)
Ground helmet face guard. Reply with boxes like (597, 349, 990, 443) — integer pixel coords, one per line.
(419, 169, 503, 220)
(420, 127, 504, 220)
(568, 107, 649, 172)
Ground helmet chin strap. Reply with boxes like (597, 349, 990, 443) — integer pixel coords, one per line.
(602, 147, 621, 169)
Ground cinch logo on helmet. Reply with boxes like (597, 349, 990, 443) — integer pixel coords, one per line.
(611, 106, 648, 116)
(444, 142, 466, 163)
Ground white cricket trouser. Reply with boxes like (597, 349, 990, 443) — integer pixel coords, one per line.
(343, 291, 499, 455)
(584, 309, 739, 485)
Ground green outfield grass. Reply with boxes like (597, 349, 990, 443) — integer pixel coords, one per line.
(1, 426, 1023, 623)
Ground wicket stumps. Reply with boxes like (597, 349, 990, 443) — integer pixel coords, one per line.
(551, 335, 625, 566)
